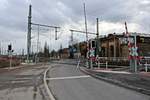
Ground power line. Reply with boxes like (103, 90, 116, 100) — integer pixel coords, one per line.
(70, 29, 96, 35)
(31, 23, 60, 28)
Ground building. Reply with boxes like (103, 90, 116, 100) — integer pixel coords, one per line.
(59, 32, 150, 59)
(100, 32, 150, 58)
(61, 48, 69, 58)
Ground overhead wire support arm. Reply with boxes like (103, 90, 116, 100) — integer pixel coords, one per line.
(70, 29, 96, 35)
(31, 22, 61, 40)
(31, 22, 60, 28)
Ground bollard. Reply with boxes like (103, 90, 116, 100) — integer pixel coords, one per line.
(145, 61, 148, 72)
(90, 59, 93, 69)
(106, 61, 108, 69)
(86, 61, 89, 68)
(98, 61, 100, 68)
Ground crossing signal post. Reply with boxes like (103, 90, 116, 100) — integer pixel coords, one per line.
(128, 33, 139, 72)
(89, 40, 96, 69)
(8, 44, 12, 51)
(8, 44, 14, 70)
(125, 22, 138, 72)
(129, 33, 138, 72)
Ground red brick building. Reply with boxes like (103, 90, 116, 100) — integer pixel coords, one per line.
(100, 33, 150, 58)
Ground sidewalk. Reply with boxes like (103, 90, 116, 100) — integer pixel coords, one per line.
(80, 67, 150, 96)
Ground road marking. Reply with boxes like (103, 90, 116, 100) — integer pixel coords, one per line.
(44, 65, 56, 100)
(77, 60, 80, 69)
(46, 75, 90, 80)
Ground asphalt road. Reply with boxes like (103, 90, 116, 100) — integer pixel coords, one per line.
(48, 60, 150, 100)
(0, 64, 49, 100)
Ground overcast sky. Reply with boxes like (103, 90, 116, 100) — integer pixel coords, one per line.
(0, 0, 150, 54)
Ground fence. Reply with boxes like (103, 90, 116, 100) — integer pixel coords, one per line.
(139, 57, 150, 72)
(97, 57, 129, 66)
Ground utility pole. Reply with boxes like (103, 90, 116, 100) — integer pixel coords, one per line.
(83, 3, 89, 59)
(37, 25, 40, 53)
(96, 18, 99, 39)
(22, 49, 24, 62)
(36, 25, 40, 63)
(114, 33, 116, 60)
(0, 42, 1, 56)
(49, 30, 52, 59)
(96, 18, 100, 57)
(70, 30, 73, 52)
(71, 30, 73, 43)
(83, 3, 92, 68)
(27, 4, 32, 63)
(55, 27, 58, 40)
(22, 49, 24, 56)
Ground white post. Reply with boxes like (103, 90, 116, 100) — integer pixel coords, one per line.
(9, 51, 12, 70)
(98, 61, 100, 68)
(90, 59, 93, 69)
(134, 33, 138, 72)
(106, 61, 108, 69)
(145, 61, 148, 72)
(86, 61, 88, 68)
(135, 59, 137, 72)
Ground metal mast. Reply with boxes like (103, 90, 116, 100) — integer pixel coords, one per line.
(83, 3, 89, 59)
(0, 42, 1, 55)
(96, 18, 100, 57)
(27, 5, 32, 62)
(83, 3, 88, 41)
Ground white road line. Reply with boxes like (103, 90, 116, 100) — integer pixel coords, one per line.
(46, 75, 90, 80)
(43, 65, 56, 100)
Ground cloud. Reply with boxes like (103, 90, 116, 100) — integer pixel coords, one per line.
(0, 0, 150, 54)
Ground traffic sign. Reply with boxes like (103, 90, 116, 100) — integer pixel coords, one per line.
(89, 48, 95, 57)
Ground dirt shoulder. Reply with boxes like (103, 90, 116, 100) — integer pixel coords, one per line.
(0, 63, 44, 75)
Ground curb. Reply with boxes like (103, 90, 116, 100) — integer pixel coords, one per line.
(43, 65, 56, 100)
(79, 67, 150, 96)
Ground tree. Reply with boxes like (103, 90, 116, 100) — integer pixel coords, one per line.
(58, 44, 63, 58)
(44, 42, 49, 57)
(50, 50, 56, 57)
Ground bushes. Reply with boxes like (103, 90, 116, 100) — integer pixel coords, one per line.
(0, 57, 20, 68)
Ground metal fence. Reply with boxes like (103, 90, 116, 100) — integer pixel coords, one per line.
(139, 57, 150, 72)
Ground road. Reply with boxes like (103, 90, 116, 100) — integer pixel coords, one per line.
(48, 59, 150, 100)
(0, 59, 150, 100)
(0, 63, 49, 100)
